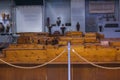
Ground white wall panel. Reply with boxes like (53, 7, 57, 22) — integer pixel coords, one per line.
(16, 6, 43, 32)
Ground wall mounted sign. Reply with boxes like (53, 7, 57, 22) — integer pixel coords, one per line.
(89, 1, 115, 13)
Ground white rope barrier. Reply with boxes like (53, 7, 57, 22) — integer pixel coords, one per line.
(72, 49, 120, 70)
(0, 49, 66, 69)
(1, 45, 120, 70)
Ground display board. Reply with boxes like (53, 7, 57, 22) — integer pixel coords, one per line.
(16, 6, 43, 32)
(89, 1, 115, 13)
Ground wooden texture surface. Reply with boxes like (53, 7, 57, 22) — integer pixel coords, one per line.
(1, 44, 120, 64)
(0, 32, 120, 80)
(0, 64, 120, 80)
(0, 65, 47, 80)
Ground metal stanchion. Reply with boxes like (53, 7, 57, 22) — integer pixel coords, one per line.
(68, 42, 71, 80)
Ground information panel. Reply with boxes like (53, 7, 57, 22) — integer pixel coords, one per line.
(89, 1, 115, 13)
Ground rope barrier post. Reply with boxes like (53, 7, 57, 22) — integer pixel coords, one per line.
(68, 41, 71, 80)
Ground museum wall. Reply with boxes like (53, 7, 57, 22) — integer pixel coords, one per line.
(45, 0, 71, 33)
(71, 0, 85, 32)
(85, 0, 120, 38)
(0, 0, 120, 38)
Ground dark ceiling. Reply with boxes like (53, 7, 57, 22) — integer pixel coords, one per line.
(14, 0, 43, 5)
